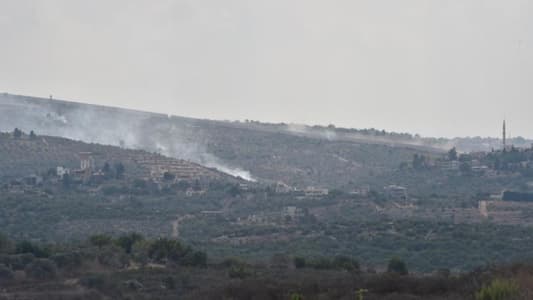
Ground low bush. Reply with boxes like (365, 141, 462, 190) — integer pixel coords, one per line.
(475, 279, 519, 300)
(25, 258, 57, 280)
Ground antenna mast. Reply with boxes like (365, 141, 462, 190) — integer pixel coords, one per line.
(503, 119, 506, 150)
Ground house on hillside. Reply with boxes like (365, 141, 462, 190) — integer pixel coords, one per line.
(437, 160, 460, 172)
(303, 187, 329, 197)
(350, 186, 370, 197)
(282, 206, 303, 219)
(24, 174, 43, 186)
(79, 152, 95, 171)
(56, 166, 70, 179)
(274, 181, 294, 193)
(384, 185, 408, 200)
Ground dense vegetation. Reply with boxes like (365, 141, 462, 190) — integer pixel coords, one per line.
(1, 233, 533, 299)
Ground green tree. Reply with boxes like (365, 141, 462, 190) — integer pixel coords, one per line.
(0, 233, 13, 254)
(387, 257, 408, 275)
(102, 162, 111, 178)
(114, 162, 125, 179)
(89, 234, 113, 248)
(448, 147, 458, 161)
(182, 250, 207, 267)
(412, 154, 428, 170)
(116, 233, 144, 254)
(62, 173, 71, 188)
(29, 130, 36, 139)
(460, 162, 472, 175)
(293, 257, 306, 269)
(15, 241, 50, 258)
(332, 255, 359, 272)
(148, 238, 186, 263)
(13, 128, 22, 139)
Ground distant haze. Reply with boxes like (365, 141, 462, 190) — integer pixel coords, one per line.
(0, 0, 532, 138)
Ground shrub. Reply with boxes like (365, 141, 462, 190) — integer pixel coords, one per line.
(89, 234, 113, 248)
(270, 253, 290, 269)
(290, 293, 303, 300)
(387, 257, 408, 275)
(0, 233, 13, 254)
(182, 250, 207, 267)
(148, 238, 187, 263)
(228, 264, 252, 279)
(97, 245, 129, 269)
(116, 233, 144, 254)
(25, 259, 57, 280)
(332, 255, 359, 272)
(50, 252, 83, 270)
(0, 264, 14, 281)
(101, 185, 126, 195)
(13, 128, 22, 139)
(309, 257, 334, 270)
(15, 241, 50, 258)
(80, 274, 107, 289)
(294, 257, 306, 269)
(163, 276, 176, 290)
(221, 257, 245, 268)
(0, 253, 35, 270)
(475, 279, 519, 300)
(80, 273, 119, 293)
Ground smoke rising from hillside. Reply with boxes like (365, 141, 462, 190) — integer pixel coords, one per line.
(0, 95, 255, 181)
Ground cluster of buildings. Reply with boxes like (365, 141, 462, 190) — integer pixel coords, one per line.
(272, 182, 329, 199)
(54, 152, 108, 184)
(238, 206, 305, 226)
(136, 156, 222, 183)
(3, 152, 107, 193)
(384, 185, 408, 200)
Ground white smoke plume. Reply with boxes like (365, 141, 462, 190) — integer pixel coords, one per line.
(0, 94, 256, 181)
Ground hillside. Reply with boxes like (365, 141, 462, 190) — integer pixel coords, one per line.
(0, 93, 442, 188)
(3, 93, 533, 274)
(0, 131, 234, 183)
(2, 130, 533, 272)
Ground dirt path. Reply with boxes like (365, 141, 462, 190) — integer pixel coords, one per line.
(479, 201, 488, 218)
(171, 214, 194, 238)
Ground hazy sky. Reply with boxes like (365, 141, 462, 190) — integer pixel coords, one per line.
(0, 1, 532, 138)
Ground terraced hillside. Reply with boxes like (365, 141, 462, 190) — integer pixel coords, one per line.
(0, 131, 231, 182)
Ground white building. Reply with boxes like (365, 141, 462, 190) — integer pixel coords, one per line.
(79, 152, 95, 171)
(56, 166, 70, 178)
(384, 185, 408, 200)
(438, 160, 460, 171)
(303, 187, 329, 197)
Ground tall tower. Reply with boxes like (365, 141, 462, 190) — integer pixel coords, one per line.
(503, 120, 506, 150)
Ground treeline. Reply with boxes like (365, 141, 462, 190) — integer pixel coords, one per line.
(0, 232, 530, 299)
(0, 232, 207, 281)
(9, 128, 37, 139)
